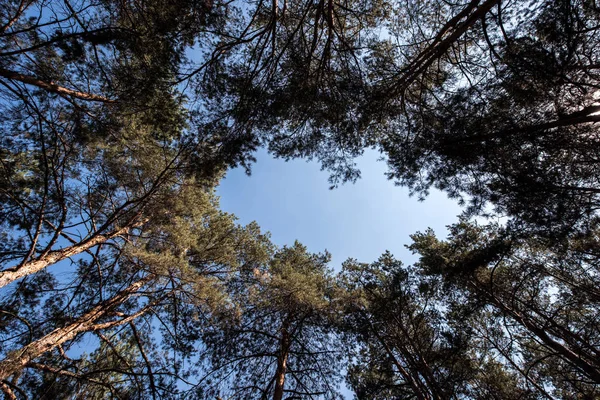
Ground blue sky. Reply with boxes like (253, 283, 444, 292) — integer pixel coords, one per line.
(217, 149, 464, 398)
(217, 149, 464, 271)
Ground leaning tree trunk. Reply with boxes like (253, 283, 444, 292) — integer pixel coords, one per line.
(362, 310, 432, 400)
(479, 283, 600, 383)
(0, 277, 152, 381)
(0, 226, 131, 289)
(0, 67, 115, 103)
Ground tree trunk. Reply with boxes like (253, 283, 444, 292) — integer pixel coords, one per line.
(482, 285, 600, 383)
(0, 67, 115, 103)
(273, 317, 291, 400)
(363, 310, 431, 400)
(0, 277, 151, 381)
(0, 226, 130, 289)
(387, 0, 500, 96)
(507, 304, 600, 383)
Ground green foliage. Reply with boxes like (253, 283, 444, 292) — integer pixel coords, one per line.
(339, 252, 531, 400)
(199, 242, 344, 400)
(409, 221, 600, 397)
(200, 0, 600, 234)
(2, 1, 600, 399)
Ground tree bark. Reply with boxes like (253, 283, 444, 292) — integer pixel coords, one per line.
(447, 105, 600, 146)
(502, 301, 600, 383)
(479, 283, 600, 383)
(362, 310, 431, 400)
(0, 67, 116, 103)
(387, 0, 500, 96)
(0, 226, 131, 289)
(0, 277, 151, 381)
(273, 317, 291, 400)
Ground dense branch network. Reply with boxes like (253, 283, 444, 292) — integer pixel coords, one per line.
(1, 0, 600, 398)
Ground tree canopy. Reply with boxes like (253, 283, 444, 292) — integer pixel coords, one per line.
(203, 0, 600, 235)
(1, 0, 600, 399)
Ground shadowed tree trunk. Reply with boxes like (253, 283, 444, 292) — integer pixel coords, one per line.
(481, 286, 600, 383)
(273, 316, 292, 400)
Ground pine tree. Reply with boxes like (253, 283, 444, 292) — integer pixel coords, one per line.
(339, 251, 532, 400)
(0, 182, 272, 398)
(200, 242, 344, 400)
(409, 221, 600, 397)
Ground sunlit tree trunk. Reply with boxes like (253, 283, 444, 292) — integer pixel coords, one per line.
(0, 277, 151, 381)
(0, 67, 116, 103)
(0, 226, 131, 289)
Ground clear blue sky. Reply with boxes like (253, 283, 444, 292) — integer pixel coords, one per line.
(217, 149, 463, 271)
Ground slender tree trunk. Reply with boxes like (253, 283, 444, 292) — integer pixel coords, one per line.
(0, 381, 16, 400)
(273, 317, 291, 400)
(0, 0, 31, 34)
(447, 105, 600, 146)
(0, 277, 151, 381)
(363, 311, 431, 400)
(507, 305, 600, 383)
(0, 67, 115, 103)
(482, 286, 600, 383)
(481, 329, 555, 400)
(457, 245, 600, 384)
(393, 317, 445, 400)
(0, 226, 131, 289)
(388, 0, 500, 95)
